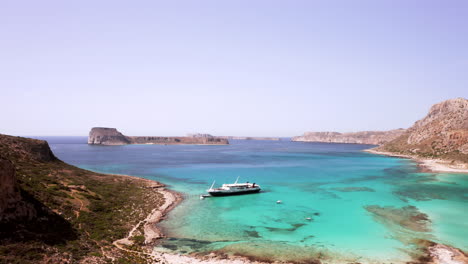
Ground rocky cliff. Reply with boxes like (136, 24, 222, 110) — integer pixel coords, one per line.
(292, 129, 406, 145)
(0, 136, 58, 224)
(88, 127, 131, 145)
(88, 127, 229, 145)
(0, 136, 58, 222)
(377, 98, 468, 163)
(0, 156, 36, 222)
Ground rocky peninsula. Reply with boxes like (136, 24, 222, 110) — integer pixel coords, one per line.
(88, 127, 229, 145)
(292, 129, 406, 145)
(368, 98, 468, 172)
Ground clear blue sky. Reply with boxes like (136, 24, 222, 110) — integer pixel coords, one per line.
(1, 1, 467, 137)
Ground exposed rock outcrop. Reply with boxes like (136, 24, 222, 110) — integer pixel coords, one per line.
(292, 129, 406, 145)
(0, 156, 35, 222)
(88, 127, 229, 145)
(0, 136, 60, 223)
(377, 98, 468, 163)
(88, 127, 131, 145)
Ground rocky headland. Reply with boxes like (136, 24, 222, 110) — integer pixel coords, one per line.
(368, 98, 468, 172)
(88, 127, 229, 145)
(292, 129, 406, 145)
(0, 133, 175, 263)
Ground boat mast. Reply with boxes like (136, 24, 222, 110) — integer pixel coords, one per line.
(209, 180, 216, 190)
(234, 176, 240, 184)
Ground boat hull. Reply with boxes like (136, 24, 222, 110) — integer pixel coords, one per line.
(208, 189, 260, 196)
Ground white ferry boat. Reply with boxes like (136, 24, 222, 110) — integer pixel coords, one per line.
(207, 177, 261, 196)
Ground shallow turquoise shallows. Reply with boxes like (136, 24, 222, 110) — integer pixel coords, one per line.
(45, 137, 468, 263)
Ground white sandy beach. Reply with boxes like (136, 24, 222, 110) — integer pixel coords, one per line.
(364, 149, 468, 174)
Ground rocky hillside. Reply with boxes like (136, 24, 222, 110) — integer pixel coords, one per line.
(0, 134, 165, 263)
(292, 129, 406, 145)
(0, 156, 36, 222)
(89, 127, 229, 145)
(377, 98, 468, 163)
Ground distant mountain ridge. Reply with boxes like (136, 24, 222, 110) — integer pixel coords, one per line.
(376, 98, 468, 163)
(292, 129, 406, 145)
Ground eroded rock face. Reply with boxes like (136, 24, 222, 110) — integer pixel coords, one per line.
(380, 98, 468, 160)
(407, 98, 468, 153)
(88, 127, 131, 145)
(0, 136, 57, 162)
(88, 127, 229, 145)
(0, 157, 19, 213)
(292, 129, 406, 145)
(0, 157, 36, 222)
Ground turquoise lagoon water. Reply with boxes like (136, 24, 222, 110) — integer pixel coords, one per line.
(43, 137, 468, 263)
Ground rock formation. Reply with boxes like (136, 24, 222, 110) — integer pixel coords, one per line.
(377, 98, 468, 163)
(88, 127, 229, 145)
(292, 129, 406, 145)
(0, 156, 36, 222)
(88, 127, 131, 145)
(0, 136, 57, 223)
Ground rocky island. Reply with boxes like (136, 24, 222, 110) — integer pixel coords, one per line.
(88, 127, 229, 145)
(187, 133, 281, 141)
(292, 129, 406, 145)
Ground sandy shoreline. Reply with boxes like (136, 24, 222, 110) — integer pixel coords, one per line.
(145, 188, 270, 264)
(111, 174, 269, 263)
(364, 148, 468, 174)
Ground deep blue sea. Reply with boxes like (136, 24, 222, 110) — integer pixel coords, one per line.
(38, 136, 468, 263)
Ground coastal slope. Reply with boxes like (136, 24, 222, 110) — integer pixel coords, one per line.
(372, 98, 468, 169)
(0, 134, 173, 263)
(292, 129, 405, 145)
(88, 127, 229, 145)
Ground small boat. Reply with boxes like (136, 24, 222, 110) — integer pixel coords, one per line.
(207, 177, 261, 196)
